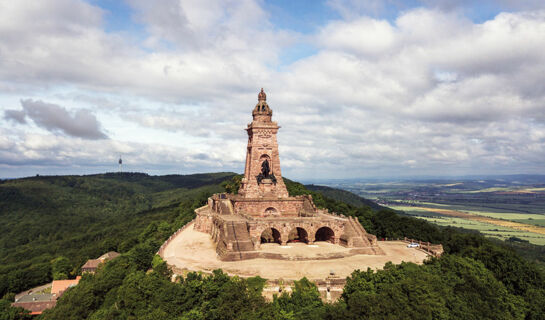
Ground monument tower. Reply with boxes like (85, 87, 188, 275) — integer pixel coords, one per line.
(239, 88, 289, 198)
(193, 89, 382, 260)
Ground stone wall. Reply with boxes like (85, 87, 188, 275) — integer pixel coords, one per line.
(157, 219, 196, 256)
(379, 237, 444, 257)
(194, 198, 384, 259)
(208, 193, 317, 217)
(403, 238, 444, 257)
(259, 278, 347, 303)
(233, 197, 305, 217)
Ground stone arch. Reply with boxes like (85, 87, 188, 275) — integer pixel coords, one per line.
(260, 228, 282, 245)
(259, 154, 272, 171)
(263, 207, 278, 217)
(315, 226, 335, 243)
(287, 227, 309, 244)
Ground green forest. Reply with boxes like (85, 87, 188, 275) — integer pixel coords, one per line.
(1, 173, 544, 319)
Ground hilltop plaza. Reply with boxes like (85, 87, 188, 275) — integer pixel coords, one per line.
(159, 89, 441, 300)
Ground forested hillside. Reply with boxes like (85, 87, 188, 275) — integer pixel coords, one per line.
(1, 174, 544, 319)
(0, 172, 234, 298)
(304, 184, 384, 211)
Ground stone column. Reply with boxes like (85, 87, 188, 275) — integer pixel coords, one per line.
(281, 232, 289, 246)
(308, 234, 315, 245)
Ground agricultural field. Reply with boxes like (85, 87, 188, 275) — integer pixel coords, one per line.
(418, 216, 545, 245)
(316, 175, 545, 246)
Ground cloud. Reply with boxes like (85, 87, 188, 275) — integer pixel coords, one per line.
(0, 129, 243, 177)
(317, 17, 397, 57)
(1, 1, 545, 178)
(4, 109, 26, 124)
(326, 0, 404, 19)
(19, 99, 107, 139)
(418, 0, 545, 12)
(0, 0, 295, 104)
(327, 0, 545, 18)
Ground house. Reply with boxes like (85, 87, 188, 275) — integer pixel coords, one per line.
(81, 251, 120, 273)
(81, 259, 101, 273)
(12, 276, 81, 315)
(12, 294, 56, 315)
(51, 276, 81, 298)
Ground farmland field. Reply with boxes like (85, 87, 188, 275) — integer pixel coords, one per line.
(418, 216, 545, 245)
(313, 175, 545, 246)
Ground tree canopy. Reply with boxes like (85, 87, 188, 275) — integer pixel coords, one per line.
(1, 173, 544, 319)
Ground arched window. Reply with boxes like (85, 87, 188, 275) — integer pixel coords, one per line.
(264, 207, 278, 216)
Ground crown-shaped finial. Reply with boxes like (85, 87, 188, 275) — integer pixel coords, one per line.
(258, 88, 266, 101)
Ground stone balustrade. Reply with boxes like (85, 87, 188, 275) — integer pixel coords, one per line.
(379, 237, 444, 257)
(156, 219, 196, 256)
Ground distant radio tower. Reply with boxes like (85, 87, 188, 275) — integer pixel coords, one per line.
(118, 156, 123, 173)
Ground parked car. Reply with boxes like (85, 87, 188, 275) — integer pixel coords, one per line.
(407, 242, 420, 248)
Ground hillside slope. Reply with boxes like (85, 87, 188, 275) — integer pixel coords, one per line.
(1, 173, 544, 319)
(305, 184, 385, 211)
(0, 172, 235, 296)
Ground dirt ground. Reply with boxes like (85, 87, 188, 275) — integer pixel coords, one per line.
(161, 222, 429, 280)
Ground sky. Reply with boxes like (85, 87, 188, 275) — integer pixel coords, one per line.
(1, 0, 545, 180)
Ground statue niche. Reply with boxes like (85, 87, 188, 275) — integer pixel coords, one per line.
(256, 158, 277, 185)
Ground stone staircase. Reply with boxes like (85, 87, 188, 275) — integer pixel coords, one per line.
(339, 216, 374, 248)
(347, 217, 368, 247)
(218, 199, 234, 215)
(217, 221, 256, 261)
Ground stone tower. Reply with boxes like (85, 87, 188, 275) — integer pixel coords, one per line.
(239, 88, 289, 198)
(192, 88, 383, 260)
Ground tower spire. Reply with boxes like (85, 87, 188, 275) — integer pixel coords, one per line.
(258, 88, 266, 101)
(239, 89, 288, 198)
(252, 88, 272, 121)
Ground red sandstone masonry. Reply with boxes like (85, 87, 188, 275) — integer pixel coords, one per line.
(238, 90, 289, 199)
(159, 89, 441, 302)
(192, 90, 383, 260)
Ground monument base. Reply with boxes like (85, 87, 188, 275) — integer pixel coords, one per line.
(193, 193, 383, 261)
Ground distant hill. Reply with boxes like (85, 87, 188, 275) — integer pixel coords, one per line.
(0, 172, 235, 297)
(305, 184, 384, 211)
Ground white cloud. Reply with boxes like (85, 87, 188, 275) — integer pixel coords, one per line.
(1, 1, 545, 178)
(317, 17, 396, 57)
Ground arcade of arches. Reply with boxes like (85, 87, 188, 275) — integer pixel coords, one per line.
(259, 226, 337, 247)
(192, 89, 383, 261)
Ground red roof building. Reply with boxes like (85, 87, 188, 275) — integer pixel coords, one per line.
(51, 276, 81, 297)
(12, 301, 57, 315)
(81, 251, 120, 273)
